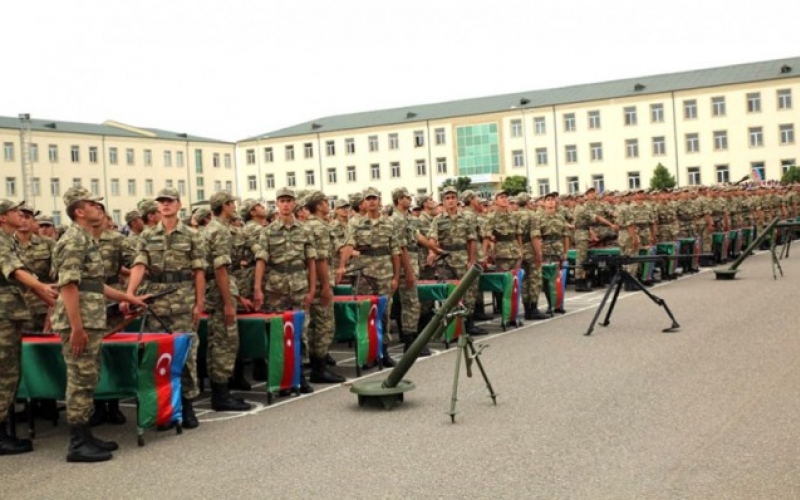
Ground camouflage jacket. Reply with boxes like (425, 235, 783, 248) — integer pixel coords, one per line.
(257, 217, 317, 293)
(98, 229, 125, 287)
(204, 217, 239, 303)
(17, 234, 56, 317)
(343, 214, 400, 282)
(51, 224, 105, 330)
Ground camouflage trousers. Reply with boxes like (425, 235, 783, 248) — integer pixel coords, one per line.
(397, 260, 421, 335)
(265, 288, 311, 358)
(205, 308, 239, 384)
(436, 251, 478, 317)
(143, 314, 199, 399)
(57, 328, 105, 425)
(308, 295, 334, 359)
(521, 252, 542, 307)
(0, 320, 24, 422)
(696, 222, 713, 254)
(677, 221, 695, 238)
(574, 230, 590, 279)
(618, 231, 636, 275)
(233, 267, 256, 302)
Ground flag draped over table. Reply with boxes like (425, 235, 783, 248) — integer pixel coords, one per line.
(138, 333, 190, 429)
(268, 311, 304, 393)
(356, 296, 386, 367)
(502, 269, 524, 325)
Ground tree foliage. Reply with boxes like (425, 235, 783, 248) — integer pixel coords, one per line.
(501, 175, 529, 196)
(781, 165, 800, 184)
(650, 163, 677, 189)
(440, 176, 474, 193)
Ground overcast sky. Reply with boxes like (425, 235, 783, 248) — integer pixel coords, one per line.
(2, 0, 798, 142)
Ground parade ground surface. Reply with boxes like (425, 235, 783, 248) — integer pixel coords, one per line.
(4, 250, 800, 499)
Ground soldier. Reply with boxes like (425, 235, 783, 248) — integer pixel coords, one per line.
(194, 206, 212, 227)
(336, 187, 401, 366)
(572, 187, 616, 291)
(52, 188, 146, 462)
(461, 190, 492, 322)
(121, 210, 144, 271)
(138, 198, 161, 229)
(125, 187, 207, 427)
(534, 192, 569, 312)
(35, 215, 57, 239)
(0, 200, 58, 456)
(253, 187, 317, 391)
(516, 193, 548, 320)
(15, 205, 56, 332)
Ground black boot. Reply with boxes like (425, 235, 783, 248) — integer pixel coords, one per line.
(66, 425, 112, 463)
(324, 353, 337, 366)
(529, 305, 550, 320)
(89, 400, 107, 427)
(472, 298, 492, 321)
(465, 319, 488, 336)
(211, 382, 252, 412)
(298, 371, 315, 394)
(381, 343, 396, 367)
(251, 358, 268, 381)
(182, 398, 199, 429)
(523, 301, 534, 320)
(402, 335, 431, 357)
(0, 421, 33, 455)
(106, 400, 126, 425)
(309, 356, 346, 384)
(228, 358, 252, 391)
(83, 425, 118, 452)
(574, 279, 593, 292)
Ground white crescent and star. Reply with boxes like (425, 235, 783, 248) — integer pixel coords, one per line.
(156, 353, 173, 377)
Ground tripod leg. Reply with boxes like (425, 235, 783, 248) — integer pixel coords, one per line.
(449, 335, 466, 423)
(600, 272, 626, 327)
(467, 338, 497, 405)
(630, 274, 680, 331)
(584, 272, 620, 336)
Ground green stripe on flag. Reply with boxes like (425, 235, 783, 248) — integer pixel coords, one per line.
(268, 316, 285, 392)
(356, 299, 370, 367)
(137, 341, 158, 430)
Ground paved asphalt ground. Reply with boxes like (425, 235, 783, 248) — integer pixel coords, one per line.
(4, 250, 800, 499)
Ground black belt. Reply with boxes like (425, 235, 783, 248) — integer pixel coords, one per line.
(635, 223, 651, 229)
(104, 276, 119, 285)
(441, 243, 467, 251)
(678, 217, 694, 222)
(357, 247, 391, 257)
(540, 235, 562, 242)
(78, 280, 104, 294)
(150, 270, 194, 283)
(521, 235, 532, 243)
(270, 262, 306, 274)
(494, 234, 517, 242)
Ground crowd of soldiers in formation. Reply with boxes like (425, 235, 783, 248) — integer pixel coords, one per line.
(0, 180, 798, 462)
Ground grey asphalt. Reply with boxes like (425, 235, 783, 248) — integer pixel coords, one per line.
(4, 250, 800, 499)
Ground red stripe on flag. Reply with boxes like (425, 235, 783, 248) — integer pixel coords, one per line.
(280, 311, 297, 389)
(510, 272, 519, 321)
(154, 338, 175, 426)
(367, 298, 379, 365)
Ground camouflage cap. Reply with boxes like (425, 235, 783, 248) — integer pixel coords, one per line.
(584, 186, 596, 195)
(544, 191, 559, 200)
(460, 189, 477, 203)
(156, 187, 180, 201)
(138, 198, 159, 216)
(294, 198, 307, 212)
(209, 190, 239, 210)
(36, 215, 55, 226)
(441, 186, 458, 197)
(19, 204, 38, 215)
(63, 187, 103, 208)
(391, 187, 411, 203)
(305, 190, 327, 206)
(333, 198, 350, 209)
(363, 187, 381, 198)
(349, 192, 364, 207)
(239, 198, 263, 217)
(494, 189, 509, 198)
(124, 210, 142, 224)
(516, 192, 531, 204)
(193, 207, 212, 223)
(276, 187, 296, 199)
(416, 194, 432, 208)
(0, 199, 24, 215)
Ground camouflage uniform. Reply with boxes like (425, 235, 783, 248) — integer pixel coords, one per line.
(389, 200, 421, 336)
(694, 193, 714, 253)
(572, 201, 595, 280)
(485, 208, 522, 272)
(516, 200, 542, 313)
(233, 218, 263, 301)
(305, 211, 336, 359)
(427, 209, 478, 314)
(655, 199, 678, 243)
(97, 230, 125, 289)
(536, 210, 568, 262)
(675, 195, 697, 238)
(17, 234, 56, 332)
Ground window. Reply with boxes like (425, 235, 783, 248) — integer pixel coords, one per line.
(145, 179, 154, 195)
(567, 176, 580, 194)
(246, 149, 255, 165)
(194, 149, 203, 173)
(716, 165, 730, 183)
(370, 164, 380, 180)
(88, 146, 98, 163)
(326, 141, 335, 156)
(537, 179, 550, 197)
(512, 150, 525, 168)
(781, 159, 796, 174)
(535, 147, 548, 166)
(625, 139, 639, 158)
(127, 179, 136, 196)
(212, 153, 219, 168)
(777, 89, 792, 110)
(265, 174, 274, 189)
(126, 148, 135, 165)
(749, 127, 763, 147)
(52, 211, 61, 226)
(683, 99, 697, 120)
(565, 145, 577, 163)
(287, 172, 296, 187)
(29, 143, 38, 162)
(687, 167, 701, 186)
(592, 174, 605, 193)
(414, 130, 425, 147)
(3, 143, 14, 161)
(164, 151, 172, 167)
(435, 128, 446, 145)
(751, 162, 765, 182)
(436, 157, 447, 174)
(70, 145, 80, 163)
(285, 145, 294, 161)
(534, 117, 546, 135)
(304, 143, 313, 159)
(588, 110, 601, 129)
(456, 123, 500, 176)
(165, 180, 173, 189)
(224, 153, 231, 168)
(652, 136, 666, 156)
(90, 179, 99, 195)
(650, 103, 664, 123)
(178, 180, 186, 196)
(5, 177, 16, 197)
(779, 124, 795, 144)
(563, 113, 576, 132)
(590, 142, 603, 161)
(712, 96, 726, 116)
(368, 135, 379, 152)
(264, 147, 274, 162)
(305, 169, 315, 186)
(624, 106, 637, 126)
(31, 177, 40, 196)
(112, 210, 121, 226)
(747, 92, 761, 113)
(110, 179, 120, 196)
(327, 168, 337, 184)
(176, 151, 184, 168)
(225, 181, 233, 192)
(345, 138, 355, 154)
(389, 133, 399, 150)
(247, 175, 257, 191)
(51, 178, 60, 196)
(347, 166, 356, 182)
(214, 181, 222, 192)
(108, 147, 118, 165)
(48, 144, 58, 163)
(72, 178, 81, 188)
(713, 131, 728, 151)
(627, 172, 641, 190)
(144, 149, 153, 166)
(391, 162, 401, 178)
(685, 133, 699, 153)
(510, 119, 522, 137)
(416, 159, 427, 176)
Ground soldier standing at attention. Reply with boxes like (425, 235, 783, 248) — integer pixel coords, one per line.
(53, 188, 146, 462)
(461, 190, 492, 322)
(125, 187, 207, 427)
(572, 187, 616, 291)
(253, 187, 317, 392)
(516, 193, 548, 321)
(35, 215, 57, 239)
(121, 210, 144, 272)
(0, 200, 58, 456)
(336, 187, 401, 366)
(15, 205, 56, 332)
(534, 192, 569, 312)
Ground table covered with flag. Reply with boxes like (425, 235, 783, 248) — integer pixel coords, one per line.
(333, 295, 387, 371)
(478, 269, 524, 329)
(18, 333, 190, 436)
(712, 232, 730, 263)
(678, 237, 700, 273)
(541, 263, 567, 315)
(656, 241, 678, 278)
(416, 280, 464, 343)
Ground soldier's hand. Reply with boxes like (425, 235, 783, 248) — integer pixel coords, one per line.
(321, 286, 333, 307)
(391, 277, 399, 293)
(34, 282, 58, 306)
(426, 252, 437, 267)
(303, 291, 315, 311)
(238, 297, 254, 312)
(127, 294, 149, 311)
(224, 304, 236, 327)
(69, 327, 89, 358)
(253, 289, 264, 311)
(335, 266, 346, 284)
(192, 303, 203, 328)
(404, 274, 415, 290)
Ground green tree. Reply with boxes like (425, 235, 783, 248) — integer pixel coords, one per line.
(781, 165, 800, 184)
(440, 176, 474, 193)
(501, 175, 529, 196)
(650, 163, 677, 189)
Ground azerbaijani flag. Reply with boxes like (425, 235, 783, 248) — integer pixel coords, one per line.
(356, 296, 386, 367)
(503, 269, 524, 325)
(752, 167, 764, 181)
(268, 311, 304, 393)
(137, 333, 190, 429)
(638, 246, 656, 281)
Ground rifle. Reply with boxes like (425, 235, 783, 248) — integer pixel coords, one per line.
(105, 287, 178, 337)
